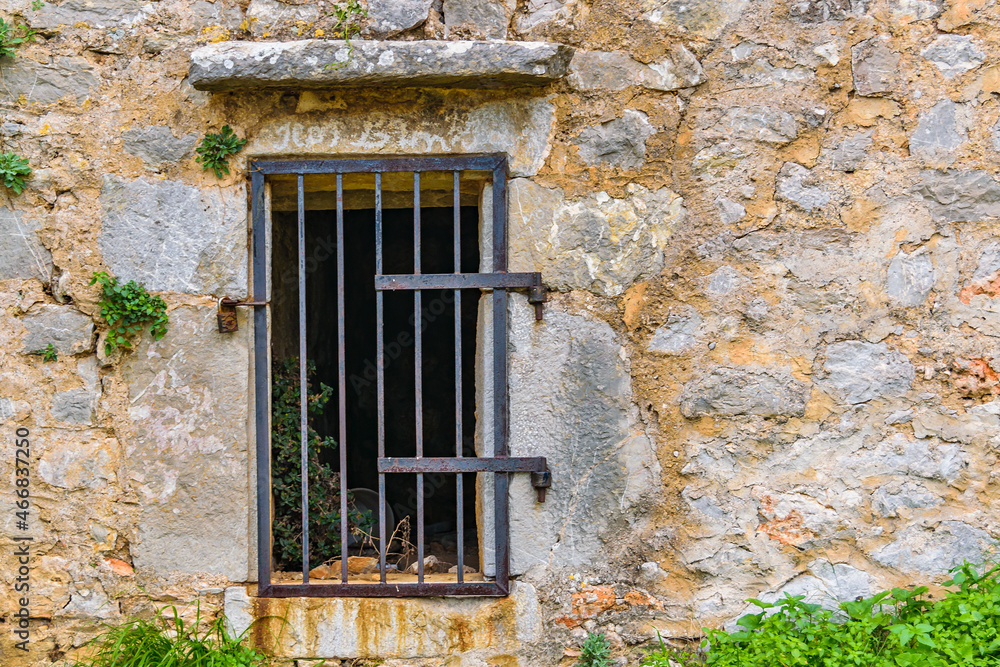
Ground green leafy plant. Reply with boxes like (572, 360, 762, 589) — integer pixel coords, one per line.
(324, 0, 367, 70)
(89, 271, 168, 356)
(32, 1, 45, 10)
(272, 358, 372, 571)
(0, 151, 31, 194)
(698, 562, 1000, 667)
(641, 632, 705, 666)
(576, 632, 612, 667)
(0, 17, 36, 60)
(195, 125, 247, 178)
(42, 343, 56, 362)
(70, 604, 267, 667)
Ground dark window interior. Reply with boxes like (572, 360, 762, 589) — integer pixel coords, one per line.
(271, 204, 481, 574)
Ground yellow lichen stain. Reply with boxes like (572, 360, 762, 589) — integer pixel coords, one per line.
(38, 124, 50, 135)
(314, 28, 326, 37)
(201, 25, 231, 43)
(487, 655, 520, 667)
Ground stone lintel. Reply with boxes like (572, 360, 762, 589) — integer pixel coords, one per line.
(189, 39, 575, 91)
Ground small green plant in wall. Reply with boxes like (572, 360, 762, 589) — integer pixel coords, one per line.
(576, 632, 612, 667)
(0, 16, 36, 60)
(41, 343, 56, 362)
(195, 125, 247, 178)
(324, 0, 367, 70)
(0, 151, 31, 194)
(90, 271, 168, 356)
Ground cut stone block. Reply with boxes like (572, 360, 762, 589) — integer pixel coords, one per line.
(189, 39, 574, 91)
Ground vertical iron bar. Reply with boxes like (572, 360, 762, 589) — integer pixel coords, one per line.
(298, 173, 309, 584)
(414, 171, 425, 584)
(375, 173, 387, 584)
(337, 173, 349, 584)
(454, 170, 464, 583)
(492, 164, 510, 590)
(252, 167, 272, 591)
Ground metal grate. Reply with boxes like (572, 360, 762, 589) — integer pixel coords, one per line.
(249, 156, 548, 597)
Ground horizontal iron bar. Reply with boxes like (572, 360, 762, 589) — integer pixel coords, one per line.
(379, 457, 547, 474)
(375, 273, 540, 291)
(252, 155, 505, 175)
(260, 582, 507, 598)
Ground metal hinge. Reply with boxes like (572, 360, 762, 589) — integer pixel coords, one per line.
(217, 297, 269, 333)
(378, 456, 552, 502)
(375, 272, 548, 321)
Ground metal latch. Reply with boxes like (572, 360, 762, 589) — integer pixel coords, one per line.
(378, 456, 551, 503)
(217, 297, 268, 333)
(375, 272, 549, 321)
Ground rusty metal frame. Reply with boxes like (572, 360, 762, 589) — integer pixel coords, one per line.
(250, 155, 545, 598)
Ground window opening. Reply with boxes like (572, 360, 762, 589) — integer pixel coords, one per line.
(249, 157, 549, 598)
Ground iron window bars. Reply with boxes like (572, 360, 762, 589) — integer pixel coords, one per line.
(249, 156, 548, 597)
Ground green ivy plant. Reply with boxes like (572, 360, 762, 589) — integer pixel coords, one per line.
(324, 0, 367, 70)
(0, 152, 31, 194)
(675, 561, 1000, 667)
(195, 125, 247, 178)
(576, 632, 612, 667)
(89, 271, 168, 356)
(272, 358, 372, 571)
(0, 17, 36, 60)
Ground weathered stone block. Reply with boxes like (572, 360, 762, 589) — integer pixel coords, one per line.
(507, 301, 660, 572)
(872, 480, 941, 518)
(874, 521, 995, 575)
(251, 97, 555, 178)
(21, 305, 94, 356)
(909, 100, 966, 165)
(568, 46, 704, 92)
(99, 176, 248, 298)
(788, 0, 857, 23)
(649, 310, 702, 354)
(246, 0, 320, 36)
(123, 305, 250, 581)
(720, 106, 799, 145)
(852, 35, 903, 96)
(776, 162, 831, 211)
(871, 0, 942, 23)
(887, 250, 935, 306)
(37, 430, 117, 491)
(508, 179, 685, 296)
(827, 131, 872, 172)
(444, 0, 515, 38)
(367, 0, 434, 35)
(679, 368, 811, 418)
(234, 581, 540, 657)
(516, 0, 584, 36)
(642, 0, 749, 38)
(573, 110, 655, 170)
(0, 208, 53, 282)
(123, 126, 199, 165)
(32, 0, 154, 30)
(921, 34, 985, 79)
(51, 389, 96, 425)
(0, 56, 99, 105)
(822, 341, 914, 404)
(189, 40, 574, 91)
(714, 197, 746, 223)
(915, 170, 1000, 223)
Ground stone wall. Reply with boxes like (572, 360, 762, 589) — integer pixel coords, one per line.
(0, 0, 999, 665)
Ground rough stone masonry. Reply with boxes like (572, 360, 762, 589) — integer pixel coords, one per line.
(0, 0, 998, 665)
